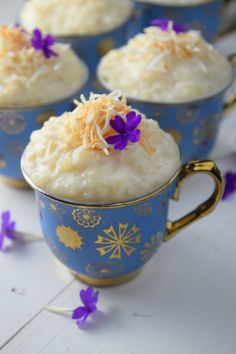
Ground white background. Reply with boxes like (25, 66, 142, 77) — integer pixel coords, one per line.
(0, 1, 236, 353)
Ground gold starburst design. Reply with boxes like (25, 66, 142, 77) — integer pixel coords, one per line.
(56, 225, 84, 250)
(140, 232, 163, 263)
(95, 223, 141, 260)
(72, 209, 101, 228)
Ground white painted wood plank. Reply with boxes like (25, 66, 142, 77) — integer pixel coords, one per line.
(0, 185, 74, 348)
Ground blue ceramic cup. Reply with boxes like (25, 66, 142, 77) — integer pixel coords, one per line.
(0, 78, 88, 188)
(98, 55, 236, 163)
(22, 159, 223, 287)
(56, 15, 133, 96)
(129, 0, 222, 41)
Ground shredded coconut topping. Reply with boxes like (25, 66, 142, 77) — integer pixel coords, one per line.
(46, 91, 155, 156)
(98, 26, 232, 103)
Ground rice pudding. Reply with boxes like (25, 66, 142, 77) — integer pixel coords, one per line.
(98, 24, 231, 103)
(0, 26, 88, 107)
(20, 0, 133, 36)
(22, 92, 181, 203)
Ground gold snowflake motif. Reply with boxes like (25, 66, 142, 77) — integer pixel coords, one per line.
(133, 203, 152, 216)
(0, 154, 6, 168)
(72, 209, 101, 228)
(193, 115, 219, 146)
(56, 225, 84, 250)
(140, 232, 163, 263)
(0, 113, 26, 134)
(48, 203, 65, 218)
(95, 223, 141, 260)
(85, 261, 124, 278)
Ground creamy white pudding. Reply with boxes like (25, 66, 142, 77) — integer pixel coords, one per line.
(0, 26, 88, 107)
(98, 25, 231, 103)
(22, 92, 181, 203)
(20, 0, 133, 36)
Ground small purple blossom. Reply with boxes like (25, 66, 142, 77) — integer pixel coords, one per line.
(106, 111, 142, 151)
(0, 211, 16, 250)
(31, 28, 58, 59)
(150, 19, 187, 34)
(72, 287, 99, 328)
(222, 172, 236, 200)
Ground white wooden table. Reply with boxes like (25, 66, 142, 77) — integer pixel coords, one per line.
(0, 2, 236, 353)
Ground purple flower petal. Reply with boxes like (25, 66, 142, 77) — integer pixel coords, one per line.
(71, 287, 99, 328)
(72, 306, 89, 320)
(150, 19, 186, 34)
(44, 34, 55, 46)
(128, 129, 141, 143)
(0, 233, 4, 250)
(222, 172, 236, 200)
(106, 110, 142, 151)
(114, 136, 128, 151)
(80, 287, 95, 306)
(106, 134, 123, 145)
(151, 19, 169, 31)
(126, 112, 142, 131)
(31, 28, 58, 59)
(110, 115, 126, 134)
(0, 210, 16, 250)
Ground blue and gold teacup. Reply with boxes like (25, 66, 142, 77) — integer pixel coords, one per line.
(56, 16, 133, 96)
(129, 0, 222, 41)
(0, 85, 88, 188)
(98, 55, 236, 163)
(22, 158, 223, 287)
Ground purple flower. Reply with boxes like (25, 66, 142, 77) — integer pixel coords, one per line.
(106, 111, 142, 151)
(72, 287, 99, 328)
(150, 19, 187, 34)
(31, 28, 58, 59)
(0, 211, 16, 250)
(222, 172, 236, 200)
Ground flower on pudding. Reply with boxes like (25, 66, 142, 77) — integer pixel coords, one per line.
(31, 28, 58, 58)
(106, 111, 142, 150)
(150, 19, 187, 34)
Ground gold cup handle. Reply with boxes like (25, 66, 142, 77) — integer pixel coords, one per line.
(223, 54, 236, 114)
(164, 160, 224, 241)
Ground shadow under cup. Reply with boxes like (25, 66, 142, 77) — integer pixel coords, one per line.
(22, 159, 223, 287)
(130, 0, 222, 41)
